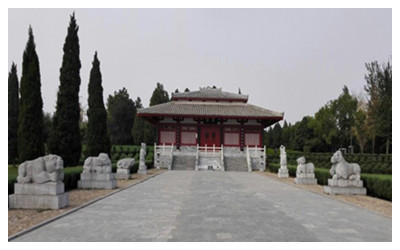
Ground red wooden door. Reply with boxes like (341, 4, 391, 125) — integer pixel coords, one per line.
(201, 126, 220, 147)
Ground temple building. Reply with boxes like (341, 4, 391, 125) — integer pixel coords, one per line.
(137, 87, 284, 171)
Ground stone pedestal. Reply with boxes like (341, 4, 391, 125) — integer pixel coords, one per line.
(9, 182, 69, 209)
(78, 173, 117, 189)
(138, 164, 147, 175)
(294, 173, 317, 185)
(115, 168, 131, 180)
(278, 167, 289, 178)
(324, 179, 367, 195)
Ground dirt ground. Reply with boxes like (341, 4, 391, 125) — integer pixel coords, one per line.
(8, 169, 165, 237)
(256, 171, 392, 218)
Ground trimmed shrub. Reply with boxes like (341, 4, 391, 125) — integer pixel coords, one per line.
(361, 174, 392, 201)
(266, 163, 391, 201)
(63, 166, 82, 191)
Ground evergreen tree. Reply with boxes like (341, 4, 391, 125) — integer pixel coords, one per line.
(48, 13, 82, 166)
(143, 83, 169, 144)
(281, 120, 290, 146)
(8, 63, 19, 164)
(376, 59, 392, 154)
(184, 88, 190, 92)
(86, 52, 111, 156)
(132, 97, 145, 145)
(364, 60, 392, 154)
(107, 87, 136, 145)
(332, 86, 358, 148)
(18, 27, 45, 162)
(271, 123, 282, 149)
(43, 112, 53, 149)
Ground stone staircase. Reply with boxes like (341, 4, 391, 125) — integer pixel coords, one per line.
(172, 155, 196, 170)
(224, 156, 248, 171)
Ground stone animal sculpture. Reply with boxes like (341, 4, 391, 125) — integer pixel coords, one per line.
(296, 156, 315, 175)
(17, 154, 64, 184)
(83, 153, 112, 174)
(329, 150, 361, 181)
(117, 158, 135, 169)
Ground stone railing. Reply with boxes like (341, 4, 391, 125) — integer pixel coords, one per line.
(154, 143, 174, 170)
(196, 144, 224, 171)
(246, 145, 266, 172)
(220, 145, 225, 171)
(198, 144, 222, 156)
(246, 146, 252, 172)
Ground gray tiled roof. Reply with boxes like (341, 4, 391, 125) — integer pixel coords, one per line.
(137, 101, 283, 119)
(172, 87, 248, 101)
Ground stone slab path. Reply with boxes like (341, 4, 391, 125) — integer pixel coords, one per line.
(11, 171, 391, 242)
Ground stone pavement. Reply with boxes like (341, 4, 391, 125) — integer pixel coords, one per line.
(11, 171, 391, 242)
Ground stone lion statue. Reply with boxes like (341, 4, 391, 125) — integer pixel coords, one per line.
(279, 145, 287, 166)
(117, 158, 135, 169)
(296, 156, 314, 175)
(17, 154, 64, 184)
(83, 153, 112, 174)
(329, 150, 361, 181)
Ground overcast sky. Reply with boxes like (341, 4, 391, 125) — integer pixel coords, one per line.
(8, 8, 392, 124)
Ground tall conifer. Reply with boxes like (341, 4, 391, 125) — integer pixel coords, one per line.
(49, 13, 82, 166)
(8, 63, 19, 164)
(86, 52, 111, 156)
(18, 27, 44, 162)
(132, 97, 145, 145)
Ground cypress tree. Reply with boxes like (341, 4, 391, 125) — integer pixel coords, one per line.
(107, 87, 136, 145)
(143, 83, 170, 144)
(132, 97, 145, 145)
(48, 13, 82, 166)
(86, 52, 111, 157)
(18, 26, 45, 162)
(8, 63, 19, 164)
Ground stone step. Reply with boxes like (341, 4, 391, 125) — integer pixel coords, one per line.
(224, 156, 248, 171)
(172, 155, 196, 170)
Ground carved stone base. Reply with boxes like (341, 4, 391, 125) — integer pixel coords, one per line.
(115, 173, 131, 180)
(328, 179, 364, 188)
(78, 173, 117, 189)
(80, 173, 115, 181)
(78, 179, 117, 189)
(9, 192, 69, 209)
(138, 164, 147, 175)
(296, 173, 315, 179)
(324, 185, 367, 195)
(324, 178, 366, 195)
(294, 178, 317, 185)
(14, 182, 65, 195)
(115, 169, 131, 180)
(278, 168, 289, 178)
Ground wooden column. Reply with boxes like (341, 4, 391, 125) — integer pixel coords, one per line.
(173, 117, 184, 149)
(237, 119, 248, 151)
(219, 119, 226, 146)
(194, 118, 202, 146)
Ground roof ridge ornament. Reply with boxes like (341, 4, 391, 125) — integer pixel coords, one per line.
(199, 86, 222, 91)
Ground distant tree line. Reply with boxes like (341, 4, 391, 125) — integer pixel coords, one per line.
(264, 58, 392, 154)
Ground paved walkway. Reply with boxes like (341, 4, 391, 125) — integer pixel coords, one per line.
(12, 171, 391, 241)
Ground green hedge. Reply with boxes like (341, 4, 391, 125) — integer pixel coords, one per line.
(267, 151, 392, 174)
(79, 145, 155, 166)
(267, 163, 391, 201)
(361, 174, 392, 201)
